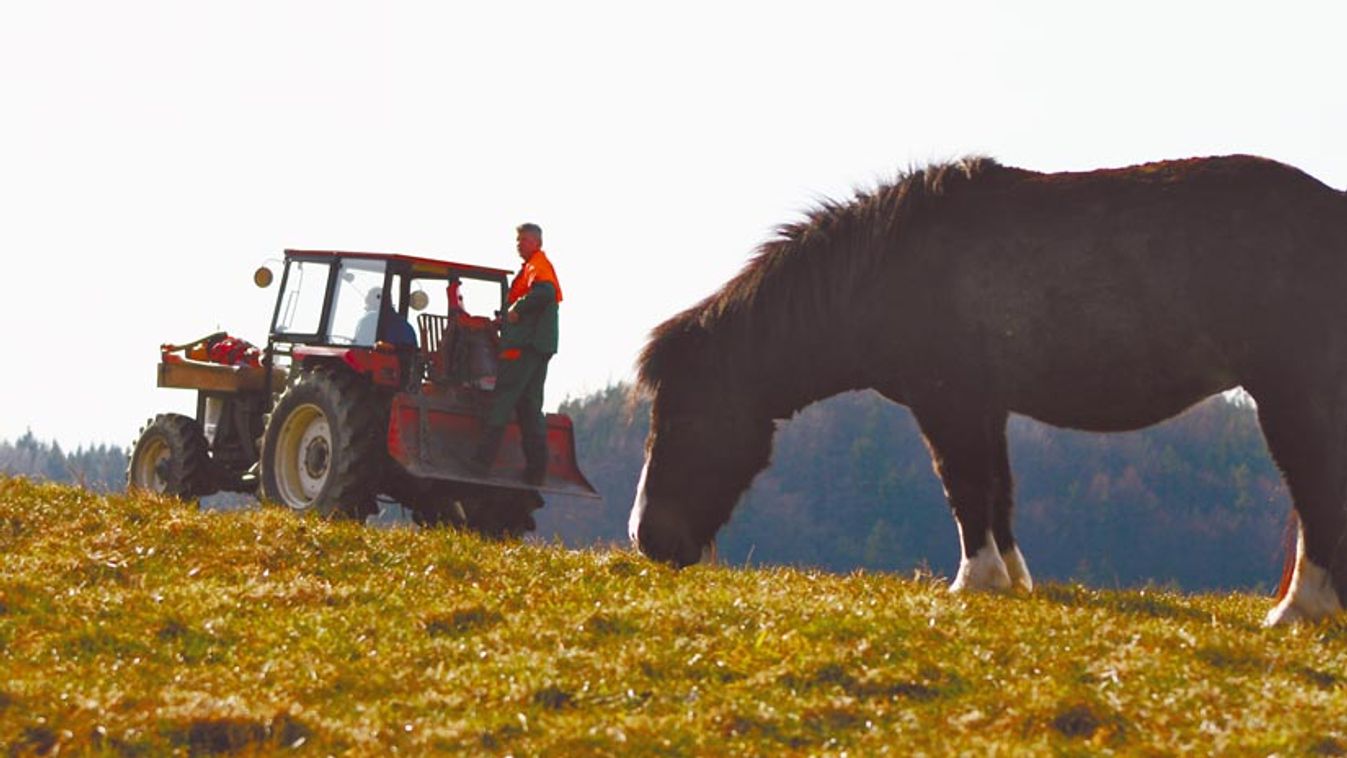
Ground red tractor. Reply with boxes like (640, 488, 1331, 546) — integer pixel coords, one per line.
(127, 249, 599, 536)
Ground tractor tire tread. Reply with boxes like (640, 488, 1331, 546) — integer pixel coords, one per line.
(260, 365, 385, 519)
(126, 413, 218, 498)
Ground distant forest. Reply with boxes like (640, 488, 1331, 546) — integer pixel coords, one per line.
(0, 431, 128, 493)
(3, 387, 1291, 592)
(547, 386, 1290, 593)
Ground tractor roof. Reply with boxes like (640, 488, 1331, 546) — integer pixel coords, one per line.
(284, 249, 513, 280)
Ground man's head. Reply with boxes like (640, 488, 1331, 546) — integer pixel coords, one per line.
(365, 287, 382, 311)
(516, 223, 543, 260)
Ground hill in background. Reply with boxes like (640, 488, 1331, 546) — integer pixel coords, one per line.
(3, 387, 1290, 592)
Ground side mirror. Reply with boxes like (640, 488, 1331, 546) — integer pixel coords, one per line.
(409, 290, 429, 311)
(253, 267, 274, 288)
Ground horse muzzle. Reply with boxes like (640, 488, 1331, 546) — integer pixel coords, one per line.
(633, 510, 705, 568)
(629, 459, 705, 567)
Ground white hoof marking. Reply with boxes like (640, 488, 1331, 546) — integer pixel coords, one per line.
(699, 540, 718, 566)
(950, 530, 1011, 593)
(1265, 526, 1343, 626)
(1001, 544, 1034, 593)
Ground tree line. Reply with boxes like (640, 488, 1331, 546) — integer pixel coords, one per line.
(4, 387, 1291, 592)
(0, 430, 129, 493)
(546, 386, 1290, 593)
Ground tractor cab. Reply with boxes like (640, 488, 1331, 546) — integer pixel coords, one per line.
(265, 250, 513, 392)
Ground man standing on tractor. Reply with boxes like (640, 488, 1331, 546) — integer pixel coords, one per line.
(471, 222, 563, 485)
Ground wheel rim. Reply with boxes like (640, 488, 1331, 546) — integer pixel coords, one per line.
(132, 437, 171, 493)
(273, 403, 332, 510)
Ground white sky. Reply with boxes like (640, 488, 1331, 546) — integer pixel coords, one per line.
(2, 1, 1345, 450)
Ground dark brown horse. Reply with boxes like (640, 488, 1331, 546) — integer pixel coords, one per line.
(630, 155, 1347, 625)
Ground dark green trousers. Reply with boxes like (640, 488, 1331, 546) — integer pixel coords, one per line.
(482, 347, 551, 472)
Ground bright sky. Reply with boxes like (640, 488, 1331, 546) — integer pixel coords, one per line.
(2, 1, 1344, 450)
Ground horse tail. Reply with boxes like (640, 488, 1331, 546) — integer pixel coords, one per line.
(1275, 508, 1299, 600)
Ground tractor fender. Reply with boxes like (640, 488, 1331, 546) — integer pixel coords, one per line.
(290, 345, 402, 387)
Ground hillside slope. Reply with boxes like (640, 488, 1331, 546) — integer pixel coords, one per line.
(3, 477, 1346, 754)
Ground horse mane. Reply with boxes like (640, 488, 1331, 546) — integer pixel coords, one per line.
(637, 156, 1009, 409)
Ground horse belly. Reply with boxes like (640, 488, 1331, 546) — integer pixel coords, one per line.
(1006, 353, 1237, 433)
(1014, 385, 1233, 433)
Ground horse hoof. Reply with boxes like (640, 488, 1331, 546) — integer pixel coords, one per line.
(1266, 533, 1343, 626)
(1002, 545, 1034, 593)
(1264, 603, 1305, 627)
(949, 542, 1012, 593)
(1264, 591, 1342, 626)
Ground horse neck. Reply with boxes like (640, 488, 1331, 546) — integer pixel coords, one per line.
(713, 252, 889, 421)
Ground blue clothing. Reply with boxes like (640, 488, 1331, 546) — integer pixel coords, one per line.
(384, 308, 417, 347)
(355, 306, 418, 348)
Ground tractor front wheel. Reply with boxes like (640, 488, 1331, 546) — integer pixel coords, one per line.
(260, 367, 384, 520)
(126, 413, 216, 497)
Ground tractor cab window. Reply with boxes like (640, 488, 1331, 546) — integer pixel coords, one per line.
(409, 274, 502, 322)
(275, 259, 332, 337)
(328, 259, 389, 346)
(456, 276, 504, 318)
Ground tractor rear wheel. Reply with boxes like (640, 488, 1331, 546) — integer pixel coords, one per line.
(260, 366, 384, 520)
(126, 413, 216, 497)
(387, 475, 468, 529)
(458, 486, 543, 539)
(404, 481, 541, 538)
(410, 498, 469, 529)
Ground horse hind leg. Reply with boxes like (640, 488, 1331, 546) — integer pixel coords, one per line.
(1270, 521, 1343, 625)
(914, 405, 1016, 593)
(1251, 384, 1347, 625)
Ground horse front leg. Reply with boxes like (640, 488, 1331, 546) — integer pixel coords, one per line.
(913, 404, 1015, 593)
(991, 427, 1034, 592)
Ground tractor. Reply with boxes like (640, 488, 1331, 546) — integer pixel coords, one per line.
(127, 249, 599, 536)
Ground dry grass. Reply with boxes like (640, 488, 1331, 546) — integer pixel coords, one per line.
(3, 475, 1347, 755)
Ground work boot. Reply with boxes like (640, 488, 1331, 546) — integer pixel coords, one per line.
(470, 425, 505, 477)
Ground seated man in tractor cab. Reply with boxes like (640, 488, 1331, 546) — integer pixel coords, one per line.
(354, 287, 418, 348)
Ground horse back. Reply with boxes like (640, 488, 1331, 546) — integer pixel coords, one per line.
(888, 156, 1347, 430)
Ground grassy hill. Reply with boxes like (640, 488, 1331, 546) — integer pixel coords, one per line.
(3, 476, 1347, 755)
(2, 390, 1294, 591)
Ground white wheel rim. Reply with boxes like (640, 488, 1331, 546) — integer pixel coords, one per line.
(133, 437, 171, 492)
(274, 403, 332, 510)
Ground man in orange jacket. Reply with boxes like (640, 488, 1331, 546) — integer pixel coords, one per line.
(471, 222, 562, 485)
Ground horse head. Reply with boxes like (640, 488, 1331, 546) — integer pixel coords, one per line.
(630, 319, 775, 567)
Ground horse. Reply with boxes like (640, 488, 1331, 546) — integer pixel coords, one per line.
(629, 155, 1347, 625)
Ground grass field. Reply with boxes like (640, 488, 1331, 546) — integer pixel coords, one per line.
(3, 475, 1347, 755)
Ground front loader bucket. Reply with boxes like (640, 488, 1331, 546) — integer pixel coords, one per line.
(387, 392, 600, 499)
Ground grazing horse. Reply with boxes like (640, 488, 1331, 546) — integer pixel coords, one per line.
(629, 155, 1347, 625)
